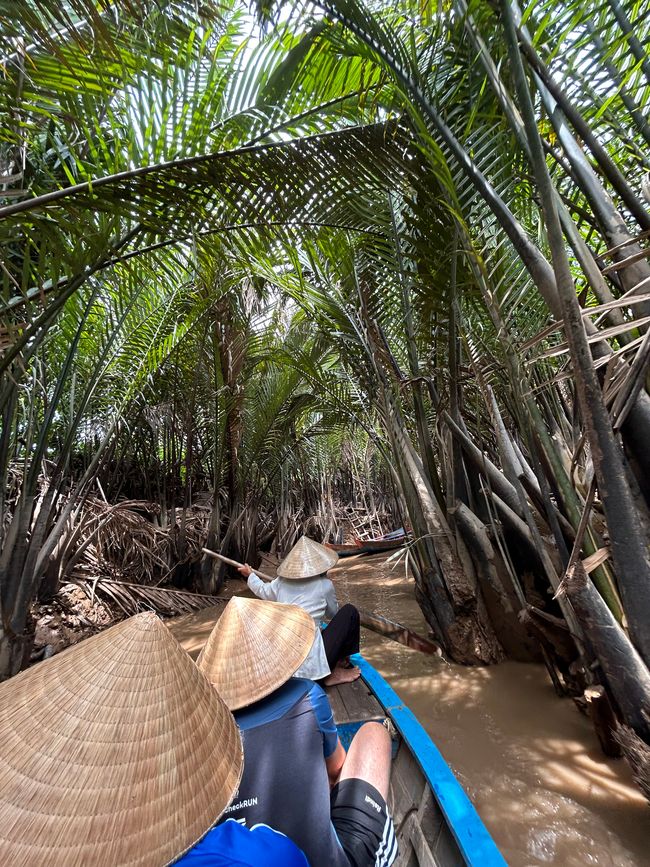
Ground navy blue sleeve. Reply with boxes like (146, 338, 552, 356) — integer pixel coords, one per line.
(307, 682, 339, 758)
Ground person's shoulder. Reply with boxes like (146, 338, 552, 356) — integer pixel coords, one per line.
(307, 573, 332, 591)
(287, 677, 316, 703)
(243, 823, 309, 866)
(315, 571, 333, 582)
(305, 679, 327, 700)
(235, 678, 312, 730)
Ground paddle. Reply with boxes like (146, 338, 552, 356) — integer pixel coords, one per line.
(202, 547, 442, 657)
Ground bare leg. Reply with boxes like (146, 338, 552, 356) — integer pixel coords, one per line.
(323, 663, 361, 685)
(338, 721, 392, 800)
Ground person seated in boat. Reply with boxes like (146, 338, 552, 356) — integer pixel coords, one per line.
(197, 595, 398, 867)
(0, 611, 309, 867)
(238, 535, 362, 686)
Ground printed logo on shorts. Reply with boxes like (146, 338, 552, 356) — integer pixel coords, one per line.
(364, 794, 381, 813)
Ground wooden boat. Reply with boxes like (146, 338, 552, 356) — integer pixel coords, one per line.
(358, 538, 405, 553)
(326, 654, 505, 866)
(381, 527, 409, 540)
(351, 527, 410, 553)
(324, 541, 368, 557)
(355, 535, 407, 553)
(326, 528, 410, 557)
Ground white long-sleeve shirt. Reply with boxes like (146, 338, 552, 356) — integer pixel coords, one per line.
(247, 573, 339, 680)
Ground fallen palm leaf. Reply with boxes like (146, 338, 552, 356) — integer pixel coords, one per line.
(69, 578, 225, 618)
(582, 547, 610, 574)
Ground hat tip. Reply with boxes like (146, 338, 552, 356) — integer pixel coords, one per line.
(131, 611, 162, 630)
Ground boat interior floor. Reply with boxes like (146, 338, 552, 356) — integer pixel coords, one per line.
(325, 677, 385, 728)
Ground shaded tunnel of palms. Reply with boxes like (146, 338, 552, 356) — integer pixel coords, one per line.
(1, 0, 650, 796)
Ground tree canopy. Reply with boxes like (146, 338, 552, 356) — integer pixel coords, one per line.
(2, 0, 650, 762)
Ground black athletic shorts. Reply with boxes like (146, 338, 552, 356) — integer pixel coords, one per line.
(331, 778, 397, 867)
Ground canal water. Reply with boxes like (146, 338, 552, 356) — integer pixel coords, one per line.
(170, 551, 649, 866)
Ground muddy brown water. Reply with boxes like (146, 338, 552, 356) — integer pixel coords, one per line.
(170, 552, 649, 866)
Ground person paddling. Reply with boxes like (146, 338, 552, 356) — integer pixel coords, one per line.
(238, 535, 362, 686)
(198, 596, 397, 867)
(0, 612, 309, 867)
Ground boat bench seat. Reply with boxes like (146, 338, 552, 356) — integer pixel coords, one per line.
(325, 678, 385, 726)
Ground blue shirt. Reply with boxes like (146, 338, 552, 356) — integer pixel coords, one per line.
(175, 818, 309, 866)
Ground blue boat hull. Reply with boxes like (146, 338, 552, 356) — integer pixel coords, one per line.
(335, 654, 506, 867)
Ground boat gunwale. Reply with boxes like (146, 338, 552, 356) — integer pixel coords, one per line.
(351, 653, 506, 867)
(325, 543, 366, 556)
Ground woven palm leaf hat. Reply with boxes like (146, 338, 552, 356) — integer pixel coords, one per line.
(276, 535, 338, 580)
(0, 612, 243, 867)
(197, 596, 316, 710)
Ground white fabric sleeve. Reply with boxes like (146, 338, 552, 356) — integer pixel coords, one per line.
(324, 579, 339, 619)
(247, 574, 279, 600)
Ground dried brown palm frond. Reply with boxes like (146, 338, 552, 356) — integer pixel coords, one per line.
(65, 498, 212, 586)
(614, 725, 650, 805)
(76, 498, 173, 584)
(69, 578, 225, 619)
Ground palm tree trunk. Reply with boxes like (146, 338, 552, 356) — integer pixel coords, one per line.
(384, 394, 502, 662)
(502, 0, 650, 666)
(566, 563, 650, 743)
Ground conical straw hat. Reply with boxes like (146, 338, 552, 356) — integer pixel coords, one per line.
(197, 596, 315, 710)
(0, 612, 243, 867)
(276, 535, 338, 580)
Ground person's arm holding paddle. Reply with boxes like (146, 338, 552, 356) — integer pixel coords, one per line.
(237, 563, 279, 600)
(202, 547, 443, 657)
